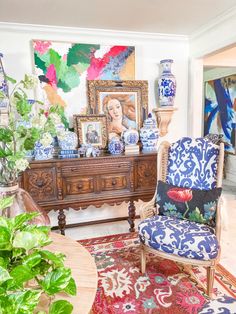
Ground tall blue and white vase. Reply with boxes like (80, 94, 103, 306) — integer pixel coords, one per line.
(158, 59, 176, 106)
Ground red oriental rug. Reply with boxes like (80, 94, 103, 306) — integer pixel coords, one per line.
(78, 232, 236, 314)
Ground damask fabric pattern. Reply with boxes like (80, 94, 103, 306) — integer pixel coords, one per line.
(166, 137, 220, 190)
(138, 215, 219, 260)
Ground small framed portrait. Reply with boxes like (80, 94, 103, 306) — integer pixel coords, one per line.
(87, 80, 148, 139)
(73, 114, 108, 149)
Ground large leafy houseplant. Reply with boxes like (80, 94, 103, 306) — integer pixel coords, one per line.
(0, 197, 76, 314)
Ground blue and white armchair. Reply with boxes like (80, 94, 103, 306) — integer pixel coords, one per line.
(138, 137, 224, 298)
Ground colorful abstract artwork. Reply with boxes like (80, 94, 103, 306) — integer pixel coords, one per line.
(32, 40, 135, 122)
(204, 75, 236, 153)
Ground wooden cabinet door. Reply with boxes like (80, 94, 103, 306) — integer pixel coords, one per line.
(22, 167, 58, 202)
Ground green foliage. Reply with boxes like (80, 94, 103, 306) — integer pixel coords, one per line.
(0, 211, 76, 314)
(188, 207, 207, 224)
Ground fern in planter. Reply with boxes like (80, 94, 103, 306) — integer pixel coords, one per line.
(0, 197, 76, 314)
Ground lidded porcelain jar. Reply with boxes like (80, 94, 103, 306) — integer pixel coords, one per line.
(158, 59, 176, 106)
(122, 128, 139, 146)
(58, 130, 78, 150)
(108, 137, 124, 155)
(140, 113, 159, 152)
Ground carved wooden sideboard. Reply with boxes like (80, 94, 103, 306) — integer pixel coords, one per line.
(20, 152, 157, 235)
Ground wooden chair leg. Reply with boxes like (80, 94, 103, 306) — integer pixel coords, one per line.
(207, 266, 215, 298)
(141, 244, 146, 274)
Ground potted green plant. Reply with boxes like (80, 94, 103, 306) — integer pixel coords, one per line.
(0, 196, 76, 314)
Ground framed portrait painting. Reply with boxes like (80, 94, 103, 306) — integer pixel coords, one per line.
(73, 114, 108, 149)
(87, 80, 148, 139)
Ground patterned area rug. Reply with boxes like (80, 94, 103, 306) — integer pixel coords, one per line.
(78, 233, 236, 313)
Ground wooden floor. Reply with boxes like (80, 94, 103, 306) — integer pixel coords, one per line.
(52, 179, 236, 278)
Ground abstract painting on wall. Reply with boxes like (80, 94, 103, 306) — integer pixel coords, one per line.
(32, 40, 135, 122)
(204, 75, 236, 153)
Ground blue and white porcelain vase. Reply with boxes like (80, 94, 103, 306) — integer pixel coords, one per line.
(108, 137, 124, 155)
(122, 128, 139, 146)
(158, 59, 176, 106)
(140, 113, 159, 152)
(58, 130, 78, 150)
(34, 141, 53, 160)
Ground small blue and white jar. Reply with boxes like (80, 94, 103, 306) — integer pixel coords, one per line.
(108, 137, 124, 155)
(58, 130, 78, 150)
(140, 113, 159, 152)
(158, 59, 176, 106)
(122, 128, 139, 146)
(34, 141, 53, 160)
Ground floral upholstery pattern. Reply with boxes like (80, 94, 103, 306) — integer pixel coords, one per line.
(166, 137, 219, 190)
(156, 180, 222, 227)
(139, 215, 219, 260)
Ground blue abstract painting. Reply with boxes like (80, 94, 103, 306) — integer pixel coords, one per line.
(204, 75, 236, 153)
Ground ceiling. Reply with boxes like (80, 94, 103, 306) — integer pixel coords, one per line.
(1, 0, 236, 35)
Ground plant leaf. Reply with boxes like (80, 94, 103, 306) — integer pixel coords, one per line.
(39, 250, 65, 267)
(0, 196, 14, 211)
(23, 251, 41, 269)
(64, 277, 77, 296)
(0, 227, 11, 251)
(49, 300, 73, 314)
(0, 266, 11, 285)
(40, 267, 71, 295)
(13, 231, 39, 251)
(7, 290, 41, 313)
(5, 75, 16, 84)
(13, 212, 39, 230)
(10, 265, 34, 286)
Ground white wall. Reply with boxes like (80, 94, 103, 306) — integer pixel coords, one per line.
(0, 23, 189, 227)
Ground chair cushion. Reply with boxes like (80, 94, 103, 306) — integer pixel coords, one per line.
(138, 215, 220, 261)
(156, 180, 222, 227)
(166, 137, 220, 190)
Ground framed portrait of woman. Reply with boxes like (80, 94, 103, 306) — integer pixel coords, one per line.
(87, 80, 148, 139)
(73, 114, 108, 149)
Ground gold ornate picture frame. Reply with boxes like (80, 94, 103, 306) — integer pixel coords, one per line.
(73, 114, 108, 149)
(87, 80, 148, 139)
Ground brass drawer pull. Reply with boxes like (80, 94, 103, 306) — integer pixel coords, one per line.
(112, 180, 117, 186)
(144, 171, 150, 177)
(77, 184, 83, 189)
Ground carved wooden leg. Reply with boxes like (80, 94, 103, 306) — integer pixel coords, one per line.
(128, 200, 136, 232)
(58, 209, 66, 235)
(207, 266, 215, 298)
(141, 244, 146, 274)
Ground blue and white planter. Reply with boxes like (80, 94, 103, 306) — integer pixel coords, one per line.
(158, 59, 176, 106)
(34, 141, 53, 160)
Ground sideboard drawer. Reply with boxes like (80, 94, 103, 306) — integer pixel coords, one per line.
(62, 176, 95, 196)
(100, 174, 129, 192)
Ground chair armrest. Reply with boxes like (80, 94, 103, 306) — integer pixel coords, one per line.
(139, 188, 157, 220)
(215, 196, 223, 243)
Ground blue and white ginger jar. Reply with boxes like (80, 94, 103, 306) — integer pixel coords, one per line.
(108, 137, 124, 155)
(158, 59, 176, 106)
(122, 128, 139, 146)
(58, 130, 78, 150)
(34, 141, 53, 160)
(140, 113, 159, 152)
